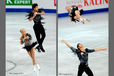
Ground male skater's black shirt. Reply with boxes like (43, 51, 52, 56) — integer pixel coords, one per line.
(28, 9, 43, 24)
(33, 12, 42, 23)
(70, 47, 95, 65)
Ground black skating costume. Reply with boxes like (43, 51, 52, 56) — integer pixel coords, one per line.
(70, 47, 94, 76)
(21, 33, 37, 52)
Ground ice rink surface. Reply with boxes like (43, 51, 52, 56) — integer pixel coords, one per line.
(6, 13, 56, 76)
(6, 12, 109, 76)
(58, 12, 108, 76)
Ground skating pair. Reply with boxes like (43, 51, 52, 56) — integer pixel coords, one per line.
(67, 5, 91, 24)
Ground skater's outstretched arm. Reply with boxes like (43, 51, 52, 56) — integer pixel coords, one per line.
(94, 48, 107, 52)
(61, 40, 77, 53)
(61, 40, 71, 48)
(37, 11, 45, 15)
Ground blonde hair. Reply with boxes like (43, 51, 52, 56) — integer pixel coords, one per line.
(20, 28, 26, 33)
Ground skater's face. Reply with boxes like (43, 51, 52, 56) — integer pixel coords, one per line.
(20, 30, 26, 35)
(77, 43, 85, 52)
(78, 43, 84, 49)
(34, 6, 38, 12)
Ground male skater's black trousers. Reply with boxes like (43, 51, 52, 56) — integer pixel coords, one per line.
(77, 63, 94, 76)
(33, 23, 46, 46)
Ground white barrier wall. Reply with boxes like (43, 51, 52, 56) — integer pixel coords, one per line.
(58, 0, 108, 13)
(6, 0, 56, 9)
(33, 0, 56, 9)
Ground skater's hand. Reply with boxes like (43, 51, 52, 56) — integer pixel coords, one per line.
(22, 36, 27, 41)
(34, 12, 37, 16)
(102, 48, 107, 51)
(26, 36, 29, 39)
(61, 40, 66, 43)
(61, 40, 71, 48)
(95, 48, 107, 51)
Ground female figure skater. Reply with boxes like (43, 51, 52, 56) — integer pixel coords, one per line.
(66, 5, 90, 24)
(20, 28, 40, 72)
(61, 40, 107, 76)
(27, 3, 46, 52)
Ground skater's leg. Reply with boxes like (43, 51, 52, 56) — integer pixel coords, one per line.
(77, 64, 85, 76)
(39, 27, 46, 52)
(33, 26, 41, 44)
(74, 11, 81, 20)
(74, 14, 90, 24)
(33, 26, 41, 52)
(74, 16, 80, 20)
(74, 16, 85, 24)
(84, 66, 94, 76)
(30, 48, 40, 71)
(40, 27, 46, 45)
(27, 51, 32, 58)
(80, 16, 90, 22)
(30, 48, 37, 65)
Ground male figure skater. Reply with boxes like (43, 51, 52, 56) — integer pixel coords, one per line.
(61, 40, 107, 76)
(27, 3, 46, 52)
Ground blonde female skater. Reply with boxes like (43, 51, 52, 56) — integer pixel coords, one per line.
(20, 28, 40, 72)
